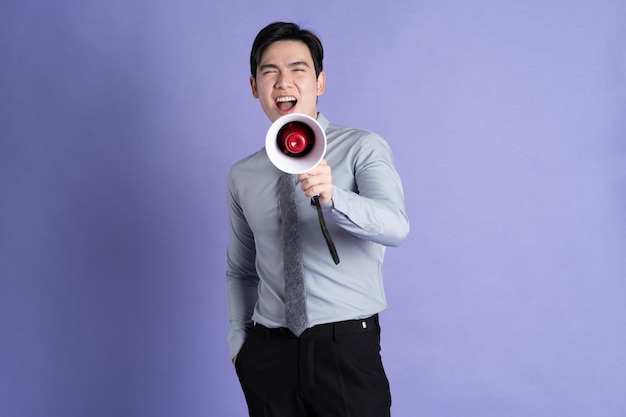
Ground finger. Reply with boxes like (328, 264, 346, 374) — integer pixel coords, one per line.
(304, 159, 328, 177)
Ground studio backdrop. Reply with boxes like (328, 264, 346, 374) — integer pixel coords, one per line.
(1, 1, 625, 416)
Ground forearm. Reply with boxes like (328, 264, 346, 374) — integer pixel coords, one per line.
(226, 273, 258, 358)
(328, 187, 409, 246)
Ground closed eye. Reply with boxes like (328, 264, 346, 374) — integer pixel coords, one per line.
(289, 61, 311, 72)
(259, 64, 279, 75)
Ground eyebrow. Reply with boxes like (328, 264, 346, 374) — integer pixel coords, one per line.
(288, 61, 311, 68)
(258, 61, 311, 72)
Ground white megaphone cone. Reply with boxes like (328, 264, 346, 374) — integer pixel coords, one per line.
(265, 113, 327, 174)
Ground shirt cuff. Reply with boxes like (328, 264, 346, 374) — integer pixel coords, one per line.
(228, 328, 248, 358)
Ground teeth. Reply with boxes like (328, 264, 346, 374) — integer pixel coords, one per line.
(276, 96, 296, 103)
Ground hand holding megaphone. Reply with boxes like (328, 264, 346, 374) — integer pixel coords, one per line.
(265, 113, 327, 174)
(297, 159, 332, 206)
(265, 113, 339, 264)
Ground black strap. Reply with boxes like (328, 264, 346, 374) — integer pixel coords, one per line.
(311, 195, 340, 265)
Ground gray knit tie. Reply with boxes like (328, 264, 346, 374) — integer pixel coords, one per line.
(279, 173, 308, 336)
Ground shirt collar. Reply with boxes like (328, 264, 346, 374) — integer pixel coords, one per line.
(316, 112, 330, 131)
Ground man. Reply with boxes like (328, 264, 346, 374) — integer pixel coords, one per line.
(226, 21, 409, 417)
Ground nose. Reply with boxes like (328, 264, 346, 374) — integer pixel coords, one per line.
(275, 72, 291, 89)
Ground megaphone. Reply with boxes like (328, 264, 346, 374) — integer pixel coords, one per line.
(265, 113, 326, 174)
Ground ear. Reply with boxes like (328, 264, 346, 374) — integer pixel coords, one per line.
(316, 71, 326, 96)
(250, 76, 259, 98)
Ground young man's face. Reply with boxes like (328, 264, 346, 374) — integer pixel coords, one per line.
(250, 40, 326, 122)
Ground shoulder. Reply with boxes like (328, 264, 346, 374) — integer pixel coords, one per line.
(227, 148, 279, 205)
(327, 121, 392, 154)
(321, 113, 387, 145)
(228, 148, 268, 181)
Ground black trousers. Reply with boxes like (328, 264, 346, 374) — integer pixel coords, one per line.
(235, 315, 391, 417)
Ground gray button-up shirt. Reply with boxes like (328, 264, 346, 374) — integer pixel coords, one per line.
(226, 113, 409, 357)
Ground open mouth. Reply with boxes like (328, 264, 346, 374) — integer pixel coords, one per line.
(276, 96, 297, 112)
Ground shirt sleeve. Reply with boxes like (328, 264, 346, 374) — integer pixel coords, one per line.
(328, 133, 410, 247)
(225, 170, 259, 358)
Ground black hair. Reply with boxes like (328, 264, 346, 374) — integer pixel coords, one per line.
(250, 22, 324, 79)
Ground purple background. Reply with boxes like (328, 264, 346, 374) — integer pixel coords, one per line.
(2, 1, 625, 416)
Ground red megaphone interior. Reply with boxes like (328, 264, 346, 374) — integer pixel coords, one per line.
(277, 122, 315, 157)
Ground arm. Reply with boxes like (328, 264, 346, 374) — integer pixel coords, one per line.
(225, 174, 259, 359)
(299, 134, 409, 247)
